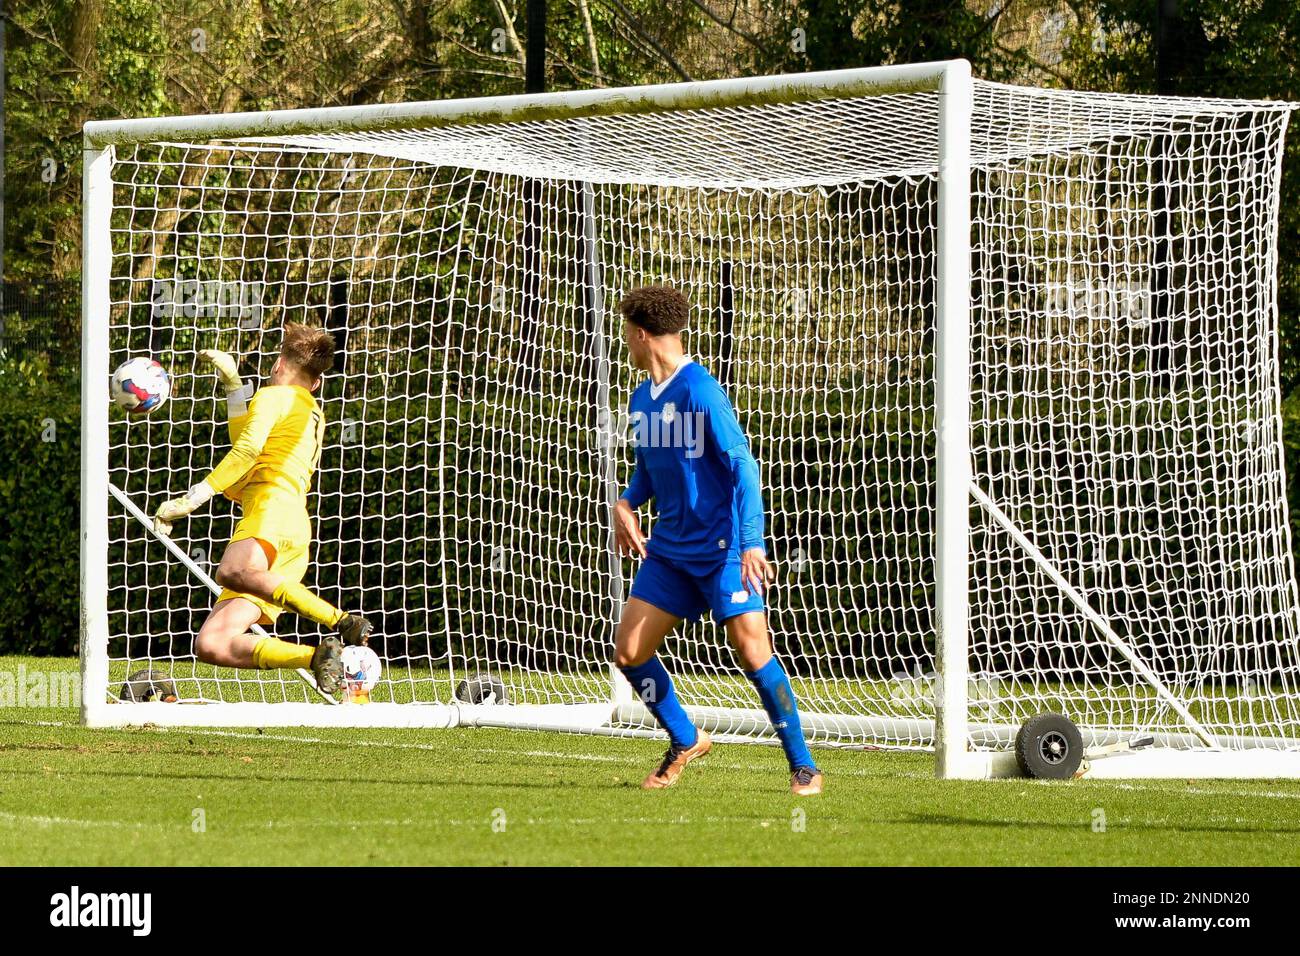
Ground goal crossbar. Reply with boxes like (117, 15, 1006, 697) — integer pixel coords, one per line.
(83, 61, 961, 149)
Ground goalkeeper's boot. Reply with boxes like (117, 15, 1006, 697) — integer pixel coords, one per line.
(311, 636, 345, 696)
(790, 766, 823, 797)
(642, 730, 711, 790)
(337, 612, 373, 647)
(198, 348, 244, 391)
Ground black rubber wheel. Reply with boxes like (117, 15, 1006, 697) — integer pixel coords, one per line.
(453, 675, 509, 706)
(1015, 713, 1083, 779)
(119, 668, 178, 703)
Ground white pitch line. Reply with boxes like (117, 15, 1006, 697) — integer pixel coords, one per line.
(1104, 781, 1300, 801)
(5, 719, 888, 777)
(0, 810, 162, 830)
(3, 720, 647, 767)
(26, 716, 1300, 793)
(0, 809, 777, 831)
(164, 727, 636, 764)
(146, 727, 890, 778)
(0, 719, 965, 783)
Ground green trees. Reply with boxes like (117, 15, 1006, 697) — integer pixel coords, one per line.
(7, 1, 1300, 657)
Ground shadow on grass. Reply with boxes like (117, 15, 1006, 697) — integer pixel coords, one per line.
(895, 811, 1300, 836)
(0, 765, 620, 794)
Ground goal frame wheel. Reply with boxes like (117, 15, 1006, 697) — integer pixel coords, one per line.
(119, 668, 178, 703)
(453, 675, 509, 706)
(1015, 713, 1083, 779)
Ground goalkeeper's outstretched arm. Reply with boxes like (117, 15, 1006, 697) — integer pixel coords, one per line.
(200, 348, 254, 436)
(152, 390, 283, 537)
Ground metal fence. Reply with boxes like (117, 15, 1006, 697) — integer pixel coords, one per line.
(0, 282, 80, 366)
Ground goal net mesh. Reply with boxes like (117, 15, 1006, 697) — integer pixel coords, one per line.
(99, 79, 1300, 750)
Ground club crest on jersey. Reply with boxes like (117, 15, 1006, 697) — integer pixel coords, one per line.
(661, 401, 676, 424)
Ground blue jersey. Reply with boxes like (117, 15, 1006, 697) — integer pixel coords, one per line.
(619, 358, 765, 565)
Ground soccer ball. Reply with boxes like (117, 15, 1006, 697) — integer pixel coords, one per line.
(110, 356, 171, 415)
(341, 645, 382, 704)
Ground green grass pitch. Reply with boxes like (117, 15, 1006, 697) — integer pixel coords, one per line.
(3, 657, 1299, 866)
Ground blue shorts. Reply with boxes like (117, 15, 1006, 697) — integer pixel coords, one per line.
(629, 552, 766, 624)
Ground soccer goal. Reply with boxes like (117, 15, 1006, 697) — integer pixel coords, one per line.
(81, 59, 1300, 778)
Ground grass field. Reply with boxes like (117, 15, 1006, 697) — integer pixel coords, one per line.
(3, 656, 1300, 866)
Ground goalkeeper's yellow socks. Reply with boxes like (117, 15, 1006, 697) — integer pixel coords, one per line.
(251, 636, 314, 671)
(270, 581, 345, 628)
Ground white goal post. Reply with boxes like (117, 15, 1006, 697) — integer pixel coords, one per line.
(80, 59, 1300, 779)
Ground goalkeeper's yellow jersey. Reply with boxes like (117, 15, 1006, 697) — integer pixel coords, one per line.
(203, 384, 325, 504)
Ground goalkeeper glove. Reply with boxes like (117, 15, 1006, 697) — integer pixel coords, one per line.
(153, 482, 215, 538)
(198, 349, 244, 391)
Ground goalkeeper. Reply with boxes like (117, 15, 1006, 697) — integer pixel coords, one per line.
(152, 322, 372, 694)
(612, 285, 822, 796)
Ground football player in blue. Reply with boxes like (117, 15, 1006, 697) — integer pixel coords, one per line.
(612, 284, 823, 796)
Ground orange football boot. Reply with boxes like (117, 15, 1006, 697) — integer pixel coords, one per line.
(642, 730, 712, 789)
(790, 766, 824, 796)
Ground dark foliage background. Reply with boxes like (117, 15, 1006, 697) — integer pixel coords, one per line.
(4, 0, 1300, 665)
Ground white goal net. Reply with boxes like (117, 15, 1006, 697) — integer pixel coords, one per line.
(81, 63, 1300, 776)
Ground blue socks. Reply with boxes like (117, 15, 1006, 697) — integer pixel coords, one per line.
(747, 657, 816, 772)
(620, 654, 814, 771)
(620, 656, 698, 748)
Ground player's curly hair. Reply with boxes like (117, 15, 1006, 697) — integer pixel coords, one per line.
(281, 322, 336, 379)
(618, 284, 690, 336)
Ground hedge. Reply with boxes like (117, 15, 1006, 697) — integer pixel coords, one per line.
(8, 353, 1300, 676)
(0, 359, 81, 654)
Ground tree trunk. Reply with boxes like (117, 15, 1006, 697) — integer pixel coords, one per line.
(51, 0, 104, 278)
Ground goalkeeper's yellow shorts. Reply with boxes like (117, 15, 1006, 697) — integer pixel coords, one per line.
(217, 483, 312, 625)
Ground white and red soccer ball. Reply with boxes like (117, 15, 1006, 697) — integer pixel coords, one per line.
(110, 356, 171, 415)
(342, 645, 382, 703)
